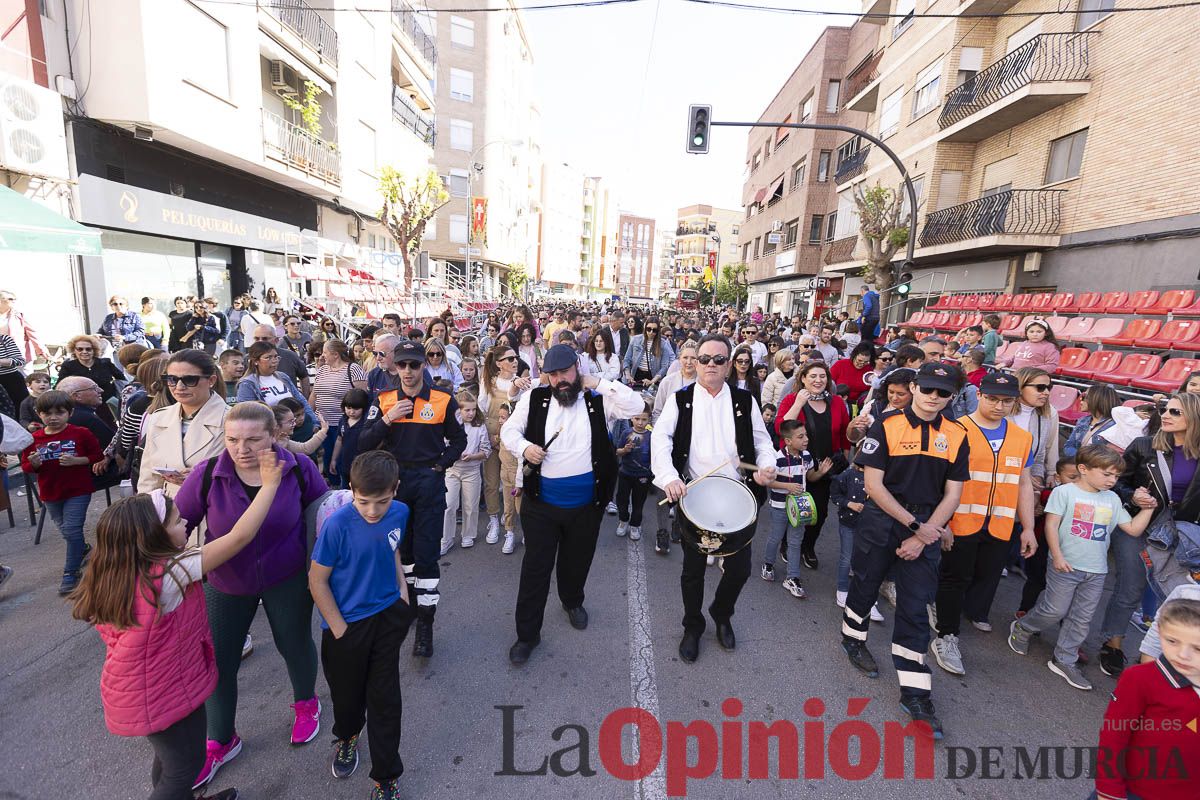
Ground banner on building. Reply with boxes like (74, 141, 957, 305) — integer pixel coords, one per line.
(470, 197, 487, 245)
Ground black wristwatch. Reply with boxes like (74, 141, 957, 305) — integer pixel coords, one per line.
(907, 520, 921, 532)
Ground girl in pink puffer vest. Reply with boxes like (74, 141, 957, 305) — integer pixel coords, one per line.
(70, 451, 283, 800)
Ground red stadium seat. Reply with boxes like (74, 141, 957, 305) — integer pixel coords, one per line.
(977, 294, 999, 311)
(1055, 347, 1090, 375)
(1173, 297, 1200, 317)
(959, 313, 982, 328)
(927, 312, 951, 330)
(939, 313, 969, 331)
(1129, 358, 1200, 392)
(1050, 386, 1085, 424)
(1044, 316, 1071, 339)
(1060, 292, 1101, 314)
(1101, 319, 1162, 347)
(1135, 319, 1200, 349)
(1108, 291, 1160, 315)
(1059, 317, 1096, 342)
(1027, 294, 1056, 313)
(928, 295, 955, 311)
(1096, 291, 1130, 312)
(991, 294, 1015, 313)
(1093, 354, 1163, 386)
(1060, 350, 1123, 379)
(998, 315, 1025, 338)
(1010, 294, 1036, 312)
(1048, 293, 1075, 313)
(1144, 290, 1195, 316)
(1074, 318, 1125, 343)
(996, 341, 1022, 363)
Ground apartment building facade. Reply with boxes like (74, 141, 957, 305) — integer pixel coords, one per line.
(824, 0, 1200, 303)
(426, 0, 540, 300)
(672, 204, 741, 291)
(582, 175, 619, 298)
(30, 0, 441, 329)
(535, 159, 585, 295)
(740, 26, 875, 319)
(615, 213, 656, 300)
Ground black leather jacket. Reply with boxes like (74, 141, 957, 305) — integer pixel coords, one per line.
(1116, 436, 1200, 525)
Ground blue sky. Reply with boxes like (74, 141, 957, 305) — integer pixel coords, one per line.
(523, 0, 860, 225)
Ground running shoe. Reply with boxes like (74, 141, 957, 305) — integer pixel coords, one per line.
(290, 697, 321, 745)
(781, 578, 806, 599)
(371, 778, 402, 800)
(331, 735, 359, 779)
(502, 532, 516, 554)
(193, 734, 242, 790)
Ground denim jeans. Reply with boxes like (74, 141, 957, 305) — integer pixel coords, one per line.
(1017, 567, 1106, 666)
(1100, 532, 1148, 641)
(45, 494, 91, 575)
(764, 506, 802, 580)
(837, 522, 857, 592)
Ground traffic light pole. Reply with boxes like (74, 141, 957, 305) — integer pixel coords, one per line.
(707, 119, 918, 312)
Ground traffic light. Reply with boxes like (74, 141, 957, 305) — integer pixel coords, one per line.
(895, 269, 914, 296)
(686, 105, 711, 154)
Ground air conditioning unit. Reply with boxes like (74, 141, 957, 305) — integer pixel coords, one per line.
(0, 75, 69, 180)
(771, 220, 784, 232)
(269, 60, 299, 98)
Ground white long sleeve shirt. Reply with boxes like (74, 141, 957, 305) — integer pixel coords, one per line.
(501, 379, 645, 480)
(651, 381, 776, 491)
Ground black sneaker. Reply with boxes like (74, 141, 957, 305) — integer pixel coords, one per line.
(669, 526, 681, 543)
(412, 618, 433, 658)
(58, 571, 80, 596)
(779, 543, 788, 564)
(331, 735, 359, 779)
(655, 530, 669, 555)
(899, 696, 944, 740)
(1099, 645, 1127, 678)
(81, 543, 93, 567)
(841, 639, 879, 678)
(801, 550, 819, 570)
(371, 778, 401, 800)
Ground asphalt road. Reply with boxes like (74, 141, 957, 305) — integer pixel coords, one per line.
(0, 494, 1131, 799)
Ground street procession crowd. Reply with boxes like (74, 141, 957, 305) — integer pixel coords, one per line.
(1, 285, 1199, 800)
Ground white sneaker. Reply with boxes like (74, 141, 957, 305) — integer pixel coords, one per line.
(706, 555, 715, 566)
(879, 580, 897, 608)
(486, 516, 500, 544)
(616, 521, 629, 537)
(836, 590, 847, 607)
(502, 532, 516, 554)
(439, 539, 455, 557)
(462, 537, 475, 548)
(970, 619, 993, 633)
(932, 634, 966, 676)
(629, 526, 642, 541)
(241, 634, 253, 659)
(606, 501, 618, 515)
(869, 604, 885, 623)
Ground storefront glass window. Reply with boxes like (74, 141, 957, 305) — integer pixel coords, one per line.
(99, 231, 198, 312)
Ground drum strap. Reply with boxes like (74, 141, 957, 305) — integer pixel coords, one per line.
(671, 384, 766, 507)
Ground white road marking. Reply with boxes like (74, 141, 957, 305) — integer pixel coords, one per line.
(626, 538, 667, 800)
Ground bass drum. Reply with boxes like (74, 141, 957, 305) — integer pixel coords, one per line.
(677, 475, 760, 557)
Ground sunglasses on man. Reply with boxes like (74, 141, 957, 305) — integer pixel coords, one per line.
(917, 386, 953, 399)
(696, 354, 729, 365)
(397, 360, 424, 371)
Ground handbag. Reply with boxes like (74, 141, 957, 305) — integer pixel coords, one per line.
(0, 413, 33, 454)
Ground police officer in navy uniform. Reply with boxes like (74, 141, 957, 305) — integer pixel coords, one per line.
(840, 362, 969, 738)
(360, 340, 467, 658)
(501, 344, 645, 665)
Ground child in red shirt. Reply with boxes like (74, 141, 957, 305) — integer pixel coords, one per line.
(961, 350, 987, 388)
(1095, 598, 1200, 800)
(20, 390, 102, 595)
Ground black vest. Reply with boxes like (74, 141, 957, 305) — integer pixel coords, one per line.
(524, 386, 617, 507)
(670, 384, 767, 505)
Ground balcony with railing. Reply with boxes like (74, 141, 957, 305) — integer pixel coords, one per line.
(834, 145, 871, 184)
(392, 87, 435, 145)
(845, 49, 883, 111)
(823, 235, 858, 266)
(262, 109, 341, 186)
(262, 0, 338, 66)
(938, 33, 1097, 142)
(392, 0, 438, 69)
(919, 189, 1064, 250)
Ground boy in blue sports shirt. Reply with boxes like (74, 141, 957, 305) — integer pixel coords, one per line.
(310, 451, 412, 799)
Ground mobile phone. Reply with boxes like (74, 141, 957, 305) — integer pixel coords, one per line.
(154, 467, 181, 477)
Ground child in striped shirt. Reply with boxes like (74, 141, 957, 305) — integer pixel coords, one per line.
(761, 419, 832, 598)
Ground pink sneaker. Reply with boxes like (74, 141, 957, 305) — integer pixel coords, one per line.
(290, 697, 321, 745)
(192, 734, 242, 790)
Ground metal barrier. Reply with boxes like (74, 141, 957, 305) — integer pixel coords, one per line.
(261, 110, 342, 185)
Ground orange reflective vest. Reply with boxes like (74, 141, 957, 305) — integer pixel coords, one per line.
(949, 416, 1032, 540)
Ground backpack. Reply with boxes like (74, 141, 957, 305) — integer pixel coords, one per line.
(199, 456, 333, 559)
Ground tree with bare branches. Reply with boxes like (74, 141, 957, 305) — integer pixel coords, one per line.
(853, 182, 912, 321)
(379, 167, 449, 288)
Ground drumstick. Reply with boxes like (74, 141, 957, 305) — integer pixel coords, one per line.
(657, 458, 738, 505)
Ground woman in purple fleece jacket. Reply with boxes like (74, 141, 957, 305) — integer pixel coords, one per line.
(173, 401, 328, 789)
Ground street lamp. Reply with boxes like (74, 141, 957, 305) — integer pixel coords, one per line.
(466, 138, 526, 300)
(709, 231, 722, 309)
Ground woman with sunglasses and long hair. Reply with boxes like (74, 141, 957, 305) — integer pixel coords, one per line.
(727, 345, 762, 402)
(1097, 392, 1200, 679)
(137, 350, 230, 497)
(516, 323, 544, 379)
(425, 339, 463, 390)
(623, 316, 675, 390)
(479, 345, 532, 544)
(776, 360, 851, 569)
(1007, 367, 1060, 492)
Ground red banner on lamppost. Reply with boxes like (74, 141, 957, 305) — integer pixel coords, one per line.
(470, 197, 487, 245)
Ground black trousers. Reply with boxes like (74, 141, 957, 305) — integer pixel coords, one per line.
(146, 704, 206, 800)
(935, 530, 1011, 636)
(680, 536, 753, 634)
(615, 473, 651, 526)
(1019, 539, 1049, 613)
(843, 504, 941, 701)
(321, 599, 412, 783)
(800, 477, 832, 554)
(515, 497, 602, 642)
(396, 466, 446, 621)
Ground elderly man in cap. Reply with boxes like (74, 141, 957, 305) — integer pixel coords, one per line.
(931, 371, 1036, 677)
(359, 340, 467, 658)
(840, 361, 970, 739)
(501, 344, 645, 665)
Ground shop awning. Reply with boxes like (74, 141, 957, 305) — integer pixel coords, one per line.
(0, 186, 102, 256)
